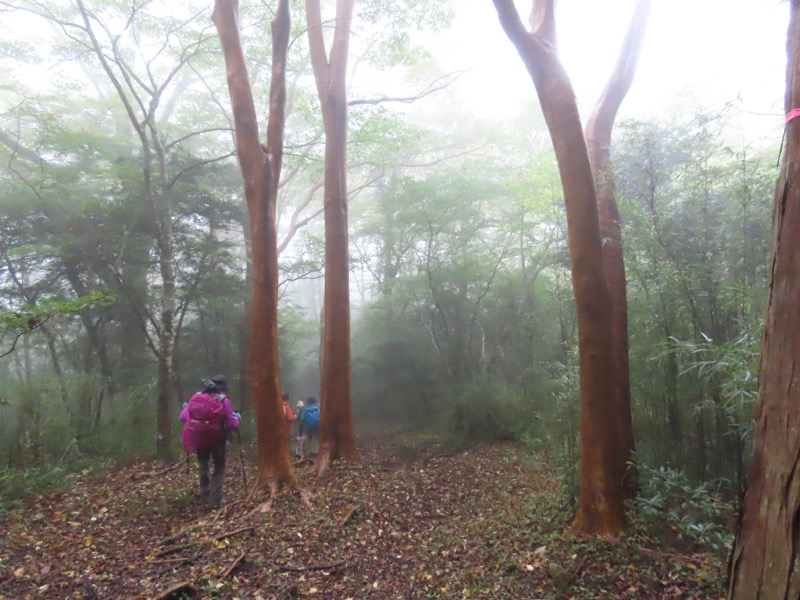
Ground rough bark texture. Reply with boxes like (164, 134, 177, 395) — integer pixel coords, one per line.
(492, 0, 624, 536)
(212, 0, 294, 491)
(306, 0, 362, 472)
(584, 0, 652, 499)
(728, 2, 800, 597)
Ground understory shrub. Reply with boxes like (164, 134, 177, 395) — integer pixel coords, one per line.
(633, 463, 735, 556)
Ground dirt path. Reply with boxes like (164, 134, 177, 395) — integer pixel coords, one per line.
(0, 435, 726, 599)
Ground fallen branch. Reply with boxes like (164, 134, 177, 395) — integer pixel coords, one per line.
(221, 551, 246, 578)
(277, 560, 345, 572)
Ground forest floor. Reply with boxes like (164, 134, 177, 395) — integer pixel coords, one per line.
(0, 431, 728, 599)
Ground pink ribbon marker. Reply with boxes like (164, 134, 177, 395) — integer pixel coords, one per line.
(786, 108, 800, 123)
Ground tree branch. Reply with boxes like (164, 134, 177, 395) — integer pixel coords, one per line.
(348, 70, 466, 107)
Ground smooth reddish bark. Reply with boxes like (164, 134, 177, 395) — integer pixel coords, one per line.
(585, 0, 652, 498)
(306, 0, 362, 472)
(212, 0, 294, 493)
(492, 0, 624, 536)
(728, 3, 800, 596)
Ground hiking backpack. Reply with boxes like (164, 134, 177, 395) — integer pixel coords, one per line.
(302, 405, 320, 433)
(182, 392, 226, 452)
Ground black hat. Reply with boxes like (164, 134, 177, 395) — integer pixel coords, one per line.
(206, 374, 229, 393)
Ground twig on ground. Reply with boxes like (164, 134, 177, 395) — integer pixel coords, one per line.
(150, 556, 193, 565)
(133, 455, 190, 481)
(214, 525, 256, 540)
(153, 543, 194, 558)
(221, 551, 246, 578)
(277, 560, 345, 572)
(155, 550, 203, 577)
(340, 503, 363, 527)
(157, 523, 201, 547)
(210, 499, 245, 523)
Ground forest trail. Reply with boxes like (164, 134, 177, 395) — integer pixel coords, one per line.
(1, 433, 725, 599)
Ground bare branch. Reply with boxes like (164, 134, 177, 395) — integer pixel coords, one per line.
(167, 150, 237, 188)
(349, 70, 467, 107)
(278, 181, 323, 254)
(165, 128, 234, 152)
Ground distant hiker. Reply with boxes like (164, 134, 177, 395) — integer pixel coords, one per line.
(293, 399, 305, 459)
(293, 399, 305, 437)
(180, 374, 240, 508)
(281, 393, 296, 439)
(299, 396, 320, 458)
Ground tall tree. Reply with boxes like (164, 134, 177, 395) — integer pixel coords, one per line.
(492, 0, 624, 535)
(728, 2, 800, 596)
(584, 0, 652, 497)
(306, 0, 362, 472)
(213, 0, 295, 494)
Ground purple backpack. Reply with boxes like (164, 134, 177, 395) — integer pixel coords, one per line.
(182, 393, 226, 451)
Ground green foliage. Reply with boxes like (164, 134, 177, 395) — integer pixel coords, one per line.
(0, 293, 113, 358)
(617, 108, 773, 492)
(0, 460, 114, 513)
(633, 464, 735, 556)
(0, 376, 156, 470)
(446, 379, 537, 442)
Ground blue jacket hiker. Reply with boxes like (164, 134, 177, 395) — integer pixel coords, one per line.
(299, 396, 320, 458)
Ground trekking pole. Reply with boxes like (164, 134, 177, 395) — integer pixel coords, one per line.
(235, 429, 248, 496)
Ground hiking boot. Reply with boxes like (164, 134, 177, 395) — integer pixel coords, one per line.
(211, 498, 227, 509)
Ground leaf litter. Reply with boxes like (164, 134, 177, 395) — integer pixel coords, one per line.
(0, 434, 727, 599)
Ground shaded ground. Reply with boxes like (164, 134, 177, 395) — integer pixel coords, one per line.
(0, 433, 727, 599)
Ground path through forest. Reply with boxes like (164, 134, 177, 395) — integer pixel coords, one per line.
(1, 433, 726, 599)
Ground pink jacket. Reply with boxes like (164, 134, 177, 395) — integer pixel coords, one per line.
(180, 394, 240, 451)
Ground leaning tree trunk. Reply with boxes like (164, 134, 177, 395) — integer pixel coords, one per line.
(492, 0, 624, 536)
(213, 0, 294, 494)
(728, 2, 800, 597)
(306, 0, 362, 473)
(584, 0, 652, 499)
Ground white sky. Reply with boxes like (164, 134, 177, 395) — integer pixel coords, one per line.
(2, 0, 789, 146)
(434, 0, 788, 137)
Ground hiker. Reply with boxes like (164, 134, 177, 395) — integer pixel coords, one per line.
(293, 398, 305, 459)
(180, 374, 241, 508)
(293, 399, 305, 438)
(299, 396, 320, 458)
(281, 393, 296, 440)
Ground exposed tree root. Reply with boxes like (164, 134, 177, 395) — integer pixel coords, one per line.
(247, 473, 311, 514)
(154, 581, 199, 599)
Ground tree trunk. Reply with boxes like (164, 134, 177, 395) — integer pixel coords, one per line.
(213, 0, 295, 493)
(306, 0, 362, 473)
(155, 219, 176, 464)
(584, 0, 651, 499)
(728, 3, 800, 596)
(492, 0, 624, 536)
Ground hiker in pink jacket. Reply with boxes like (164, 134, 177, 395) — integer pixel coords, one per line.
(180, 374, 240, 507)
